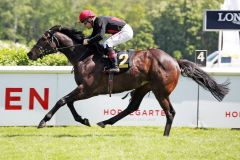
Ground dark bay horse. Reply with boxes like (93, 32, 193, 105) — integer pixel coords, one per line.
(27, 25, 229, 136)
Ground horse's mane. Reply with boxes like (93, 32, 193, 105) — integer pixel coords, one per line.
(50, 25, 84, 44)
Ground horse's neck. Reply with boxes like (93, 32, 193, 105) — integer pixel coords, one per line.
(58, 42, 85, 65)
(61, 46, 101, 66)
(56, 32, 102, 65)
(61, 49, 79, 65)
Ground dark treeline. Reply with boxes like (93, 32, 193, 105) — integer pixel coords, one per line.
(0, 0, 223, 60)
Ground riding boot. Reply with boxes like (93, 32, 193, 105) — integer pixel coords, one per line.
(107, 48, 120, 73)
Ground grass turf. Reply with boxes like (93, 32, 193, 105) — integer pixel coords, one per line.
(0, 126, 239, 160)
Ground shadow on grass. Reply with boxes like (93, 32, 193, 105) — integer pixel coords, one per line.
(0, 133, 132, 138)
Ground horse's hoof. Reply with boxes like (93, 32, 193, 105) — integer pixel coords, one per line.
(37, 120, 46, 129)
(83, 118, 91, 127)
(97, 122, 105, 128)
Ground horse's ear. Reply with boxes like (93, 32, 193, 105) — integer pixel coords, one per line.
(50, 25, 62, 32)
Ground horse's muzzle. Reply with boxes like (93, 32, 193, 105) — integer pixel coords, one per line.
(27, 52, 37, 60)
(27, 52, 34, 60)
(27, 51, 40, 60)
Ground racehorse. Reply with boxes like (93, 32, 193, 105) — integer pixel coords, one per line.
(27, 25, 229, 136)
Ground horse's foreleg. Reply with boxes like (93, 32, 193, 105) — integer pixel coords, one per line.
(38, 84, 86, 128)
(67, 102, 90, 127)
(97, 84, 150, 128)
(38, 97, 67, 128)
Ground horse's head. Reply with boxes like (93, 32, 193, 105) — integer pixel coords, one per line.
(27, 29, 59, 60)
(27, 25, 85, 61)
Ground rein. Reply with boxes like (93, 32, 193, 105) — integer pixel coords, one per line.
(56, 43, 83, 50)
(50, 35, 83, 52)
(50, 31, 83, 50)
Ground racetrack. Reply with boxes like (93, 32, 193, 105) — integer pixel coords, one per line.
(0, 126, 239, 160)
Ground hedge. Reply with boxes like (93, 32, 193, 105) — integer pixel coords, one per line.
(0, 41, 68, 66)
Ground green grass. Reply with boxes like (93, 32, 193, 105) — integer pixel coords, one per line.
(0, 126, 239, 160)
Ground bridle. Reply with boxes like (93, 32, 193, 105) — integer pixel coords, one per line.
(34, 30, 83, 56)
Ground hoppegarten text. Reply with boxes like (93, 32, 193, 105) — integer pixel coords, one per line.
(1, 88, 49, 110)
(104, 108, 166, 117)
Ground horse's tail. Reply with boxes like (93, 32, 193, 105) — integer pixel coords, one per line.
(177, 59, 230, 101)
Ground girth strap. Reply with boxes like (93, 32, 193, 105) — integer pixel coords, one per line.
(108, 73, 114, 97)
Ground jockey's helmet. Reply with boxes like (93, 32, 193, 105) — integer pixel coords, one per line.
(79, 10, 96, 23)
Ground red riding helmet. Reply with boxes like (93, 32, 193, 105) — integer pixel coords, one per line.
(79, 10, 96, 23)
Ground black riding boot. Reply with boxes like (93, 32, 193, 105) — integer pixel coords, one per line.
(107, 48, 120, 73)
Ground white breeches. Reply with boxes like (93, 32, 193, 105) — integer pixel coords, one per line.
(102, 24, 133, 48)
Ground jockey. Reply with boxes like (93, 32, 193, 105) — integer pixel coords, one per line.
(79, 9, 133, 73)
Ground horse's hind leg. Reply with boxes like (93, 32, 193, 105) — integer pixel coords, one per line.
(152, 90, 175, 136)
(97, 84, 151, 128)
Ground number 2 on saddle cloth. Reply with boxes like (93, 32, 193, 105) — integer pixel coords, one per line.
(103, 49, 134, 74)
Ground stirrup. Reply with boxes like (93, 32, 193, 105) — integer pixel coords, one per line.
(107, 67, 120, 73)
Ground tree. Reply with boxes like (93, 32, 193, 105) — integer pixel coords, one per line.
(152, 0, 223, 60)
